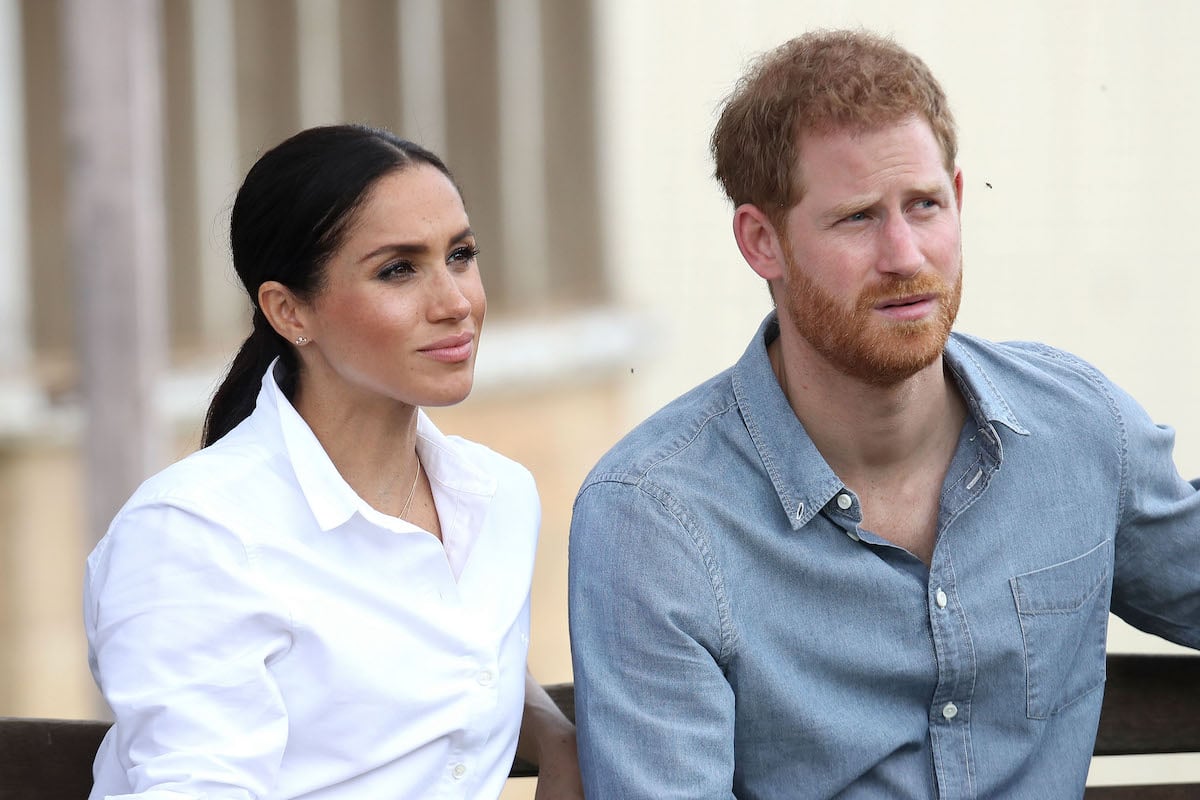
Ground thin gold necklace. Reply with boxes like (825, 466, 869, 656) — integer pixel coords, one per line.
(399, 459, 422, 519)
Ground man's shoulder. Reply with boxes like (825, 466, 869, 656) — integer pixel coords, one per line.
(583, 367, 740, 487)
(947, 331, 1123, 418)
(951, 331, 1109, 380)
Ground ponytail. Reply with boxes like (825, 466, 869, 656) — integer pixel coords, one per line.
(201, 309, 296, 447)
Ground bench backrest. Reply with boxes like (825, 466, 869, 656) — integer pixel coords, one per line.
(0, 656, 1194, 798)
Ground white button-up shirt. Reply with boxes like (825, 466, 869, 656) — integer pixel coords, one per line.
(85, 363, 539, 799)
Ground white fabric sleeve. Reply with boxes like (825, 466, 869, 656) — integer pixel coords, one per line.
(85, 502, 293, 799)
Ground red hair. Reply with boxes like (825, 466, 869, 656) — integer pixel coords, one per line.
(711, 29, 957, 227)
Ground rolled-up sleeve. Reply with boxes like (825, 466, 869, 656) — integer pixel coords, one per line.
(85, 501, 293, 799)
(568, 478, 737, 800)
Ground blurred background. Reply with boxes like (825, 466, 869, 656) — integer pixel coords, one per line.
(2, 0, 1198, 795)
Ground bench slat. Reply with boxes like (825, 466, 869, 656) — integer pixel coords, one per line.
(1094, 654, 1200, 756)
(1084, 784, 1200, 799)
(0, 717, 108, 800)
(2, 657, 1197, 794)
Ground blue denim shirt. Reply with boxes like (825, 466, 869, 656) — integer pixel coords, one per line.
(568, 313, 1200, 799)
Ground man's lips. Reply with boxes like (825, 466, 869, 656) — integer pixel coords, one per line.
(874, 293, 938, 320)
(419, 332, 474, 363)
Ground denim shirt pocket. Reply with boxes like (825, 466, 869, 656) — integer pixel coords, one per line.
(1010, 538, 1112, 720)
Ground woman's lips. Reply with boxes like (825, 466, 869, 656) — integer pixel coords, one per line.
(419, 332, 474, 363)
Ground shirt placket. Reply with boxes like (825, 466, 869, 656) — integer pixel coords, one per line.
(436, 587, 506, 799)
(926, 427, 999, 800)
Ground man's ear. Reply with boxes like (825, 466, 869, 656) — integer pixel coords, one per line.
(732, 203, 787, 282)
(953, 167, 964, 212)
(258, 281, 311, 345)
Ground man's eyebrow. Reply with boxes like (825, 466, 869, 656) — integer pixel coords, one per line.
(823, 185, 949, 222)
(907, 183, 950, 200)
(358, 226, 475, 263)
(823, 197, 875, 222)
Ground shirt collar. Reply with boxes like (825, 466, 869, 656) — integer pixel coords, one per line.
(942, 334, 1029, 437)
(731, 312, 1029, 532)
(259, 359, 496, 534)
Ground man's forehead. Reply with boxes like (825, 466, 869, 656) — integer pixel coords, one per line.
(792, 116, 953, 191)
(796, 113, 933, 148)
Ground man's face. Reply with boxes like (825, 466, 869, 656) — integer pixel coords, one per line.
(776, 115, 963, 386)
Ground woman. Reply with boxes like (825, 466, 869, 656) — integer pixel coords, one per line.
(84, 125, 581, 799)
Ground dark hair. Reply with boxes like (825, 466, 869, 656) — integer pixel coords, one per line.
(202, 125, 458, 447)
(711, 29, 956, 228)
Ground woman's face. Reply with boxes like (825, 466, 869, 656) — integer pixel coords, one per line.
(297, 164, 486, 411)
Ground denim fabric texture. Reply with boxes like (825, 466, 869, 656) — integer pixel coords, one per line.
(568, 312, 1200, 800)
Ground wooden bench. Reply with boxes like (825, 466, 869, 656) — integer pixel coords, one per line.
(1085, 654, 1200, 799)
(0, 683, 574, 798)
(0, 655, 1194, 798)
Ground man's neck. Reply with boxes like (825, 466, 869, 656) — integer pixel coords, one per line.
(768, 326, 967, 485)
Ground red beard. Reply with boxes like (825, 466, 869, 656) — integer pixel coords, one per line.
(781, 254, 962, 387)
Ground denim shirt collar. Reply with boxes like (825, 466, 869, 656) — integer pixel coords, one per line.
(731, 312, 1029, 532)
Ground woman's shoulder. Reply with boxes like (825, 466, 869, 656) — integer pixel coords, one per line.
(441, 435, 539, 506)
(445, 433, 531, 474)
(114, 425, 295, 534)
(418, 414, 537, 494)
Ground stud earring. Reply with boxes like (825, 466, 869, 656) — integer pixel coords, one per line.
(295, 336, 309, 345)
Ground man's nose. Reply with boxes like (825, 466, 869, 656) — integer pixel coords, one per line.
(878, 217, 924, 277)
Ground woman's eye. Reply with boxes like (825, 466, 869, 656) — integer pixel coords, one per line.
(379, 260, 415, 279)
(449, 245, 480, 265)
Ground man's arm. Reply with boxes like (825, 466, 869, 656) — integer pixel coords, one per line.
(1110, 382, 1200, 648)
(569, 479, 737, 800)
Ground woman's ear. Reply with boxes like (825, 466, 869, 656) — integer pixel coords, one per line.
(258, 281, 311, 345)
(732, 204, 787, 282)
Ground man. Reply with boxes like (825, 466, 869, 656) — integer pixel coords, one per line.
(568, 29, 1200, 799)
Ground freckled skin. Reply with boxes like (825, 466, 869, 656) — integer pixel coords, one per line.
(777, 117, 963, 386)
(297, 165, 487, 417)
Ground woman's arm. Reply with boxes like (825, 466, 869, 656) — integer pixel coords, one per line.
(515, 669, 583, 799)
(86, 503, 292, 797)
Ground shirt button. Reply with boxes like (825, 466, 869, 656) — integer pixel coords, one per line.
(935, 589, 948, 609)
(836, 493, 853, 510)
(452, 763, 467, 779)
(942, 702, 958, 720)
(476, 669, 494, 686)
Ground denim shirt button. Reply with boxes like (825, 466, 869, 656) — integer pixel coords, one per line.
(942, 702, 959, 720)
(836, 493, 853, 510)
(935, 589, 948, 609)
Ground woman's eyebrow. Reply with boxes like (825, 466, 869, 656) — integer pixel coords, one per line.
(358, 227, 475, 263)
